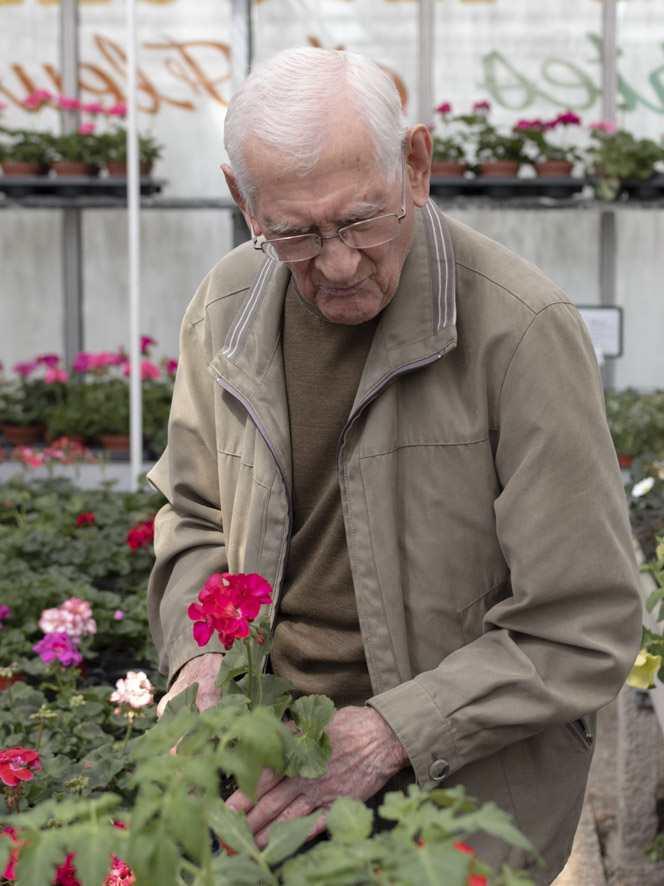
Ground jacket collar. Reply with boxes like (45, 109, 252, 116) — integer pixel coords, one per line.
(211, 199, 458, 398)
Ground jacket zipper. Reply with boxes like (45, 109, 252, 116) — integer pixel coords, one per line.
(337, 350, 446, 464)
(213, 374, 293, 637)
(567, 717, 593, 748)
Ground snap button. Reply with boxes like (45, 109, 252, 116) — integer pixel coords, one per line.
(429, 758, 450, 781)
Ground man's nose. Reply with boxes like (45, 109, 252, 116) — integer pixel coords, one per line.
(312, 234, 363, 280)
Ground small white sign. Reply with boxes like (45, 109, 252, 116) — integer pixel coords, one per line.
(576, 306, 623, 359)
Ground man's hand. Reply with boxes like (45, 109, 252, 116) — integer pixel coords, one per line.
(226, 705, 408, 848)
(156, 652, 224, 717)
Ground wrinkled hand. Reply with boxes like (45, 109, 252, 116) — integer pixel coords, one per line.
(156, 652, 223, 717)
(226, 705, 408, 848)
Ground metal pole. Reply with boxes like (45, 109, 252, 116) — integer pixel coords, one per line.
(231, 0, 252, 93)
(60, 0, 82, 370)
(599, 0, 617, 389)
(601, 0, 618, 124)
(126, 0, 142, 489)
(417, 0, 434, 127)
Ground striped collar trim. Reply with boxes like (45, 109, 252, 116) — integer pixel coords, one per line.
(221, 256, 278, 361)
(422, 199, 456, 333)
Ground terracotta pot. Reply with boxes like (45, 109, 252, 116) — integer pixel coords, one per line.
(534, 160, 574, 178)
(106, 162, 153, 178)
(430, 161, 466, 177)
(617, 453, 635, 469)
(1, 161, 42, 176)
(2, 424, 43, 445)
(52, 161, 97, 177)
(0, 673, 23, 691)
(479, 160, 521, 178)
(100, 433, 130, 451)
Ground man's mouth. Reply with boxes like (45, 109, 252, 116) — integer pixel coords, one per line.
(317, 277, 369, 297)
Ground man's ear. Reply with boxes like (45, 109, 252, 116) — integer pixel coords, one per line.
(404, 124, 432, 207)
(221, 163, 255, 232)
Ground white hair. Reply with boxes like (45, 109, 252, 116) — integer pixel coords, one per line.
(224, 47, 408, 207)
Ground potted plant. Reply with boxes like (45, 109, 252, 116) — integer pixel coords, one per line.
(457, 101, 527, 178)
(0, 355, 66, 444)
(586, 121, 664, 200)
(516, 110, 583, 177)
(100, 125, 163, 177)
(48, 124, 109, 176)
(0, 126, 53, 176)
(430, 102, 467, 176)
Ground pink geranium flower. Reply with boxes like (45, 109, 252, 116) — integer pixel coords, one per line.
(110, 671, 154, 713)
(57, 95, 82, 111)
(1, 826, 20, 879)
(552, 110, 581, 127)
(188, 572, 273, 650)
(122, 359, 160, 380)
(435, 102, 452, 115)
(39, 598, 96, 638)
(0, 747, 42, 787)
(108, 102, 128, 117)
(104, 855, 136, 886)
(44, 368, 69, 383)
(472, 100, 491, 112)
(140, 335, 156, 354)
(82, 102, 105, 115)
(78, 122, 95, 135)
(165, 358, 178, 376)
(589, 119, 617, 133)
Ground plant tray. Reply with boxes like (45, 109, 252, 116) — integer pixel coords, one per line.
(429, 175, 587, 200)
(0, 175, 164, 199)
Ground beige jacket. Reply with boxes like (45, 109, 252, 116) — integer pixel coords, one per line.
(147, 202, 642, 883)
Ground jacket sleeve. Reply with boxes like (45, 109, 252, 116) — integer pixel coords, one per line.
(369, 301, 642, 789)
(147, 311, 228, 683)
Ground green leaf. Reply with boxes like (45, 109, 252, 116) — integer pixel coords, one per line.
(325, 796, 374, 843)
(14, 829, 67, 886)
(158, 681, 199, 724)
(211, 852, 267, 886)
(394, 839, 471, 886)
(289, 695, 335, 739)
(70, 825, 117, 886)
(262, 812, 321, 865)
(207, 798, 260, 858)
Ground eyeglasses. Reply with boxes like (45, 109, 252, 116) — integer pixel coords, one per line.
(251, 158, 407, 263)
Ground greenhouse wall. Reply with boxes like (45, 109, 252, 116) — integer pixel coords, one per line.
(1, 0, 663, 390)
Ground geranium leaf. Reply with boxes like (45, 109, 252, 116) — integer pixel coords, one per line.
(262, 812, 322, 865)
(289, 695, 335, 739)
(284, 730, 333, 779)
(208, 798, 259, 858)
(14, 829, 66, 885)
(69, 824, 116, 886)
(326, 796, 374, 843)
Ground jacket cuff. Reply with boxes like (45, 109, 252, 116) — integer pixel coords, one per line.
(368, 680, 460, 790)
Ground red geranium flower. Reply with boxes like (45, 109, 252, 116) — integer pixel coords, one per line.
(0, 747, 42, 787)
(1, 827, 20, 879)
(126, 516, 155, 549)
(52, 853, 81, 886)
(75, 512, 96, 527)
(188, 572, 273, 650)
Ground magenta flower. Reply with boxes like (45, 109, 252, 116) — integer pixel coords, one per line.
(188, 572, 273, 650)
(44, 368, 69, 384)
(108, 102, 128, 117)
(12, 361, 37, 378)
(10, 446, 43, 468)
(552, 110, 581, 127)
(140, 335, 156, 354)
(165, 358, 178, 376)
(75, 512, 96, 527)
(82, 102, 105, 115)
(472, 100, 491, 112)
(113, 610, 124, 620)
(435, 102, 452, 115)
(78, 122, 95, 135)
(33, 633, 82, 667)
(122, 359, 160, 380)
(0, 605, 10, 628)
(36, 353, 61, 368)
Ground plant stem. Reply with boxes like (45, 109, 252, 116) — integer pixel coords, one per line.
(246, 640, 253, 710)
(122, 716, 134, 752)
(35, 718, 45, 752)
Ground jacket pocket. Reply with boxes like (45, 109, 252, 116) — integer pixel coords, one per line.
(566, 716, 593, 753)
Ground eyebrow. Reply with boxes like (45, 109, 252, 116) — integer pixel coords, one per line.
(264, 200, 384, 236)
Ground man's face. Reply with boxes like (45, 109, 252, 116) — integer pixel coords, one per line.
(243, 124, 417, 325)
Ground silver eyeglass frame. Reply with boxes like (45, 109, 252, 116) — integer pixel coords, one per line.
(250, 157, 407, 262)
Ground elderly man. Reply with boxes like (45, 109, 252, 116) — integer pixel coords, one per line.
(147, 47, 641, 883)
